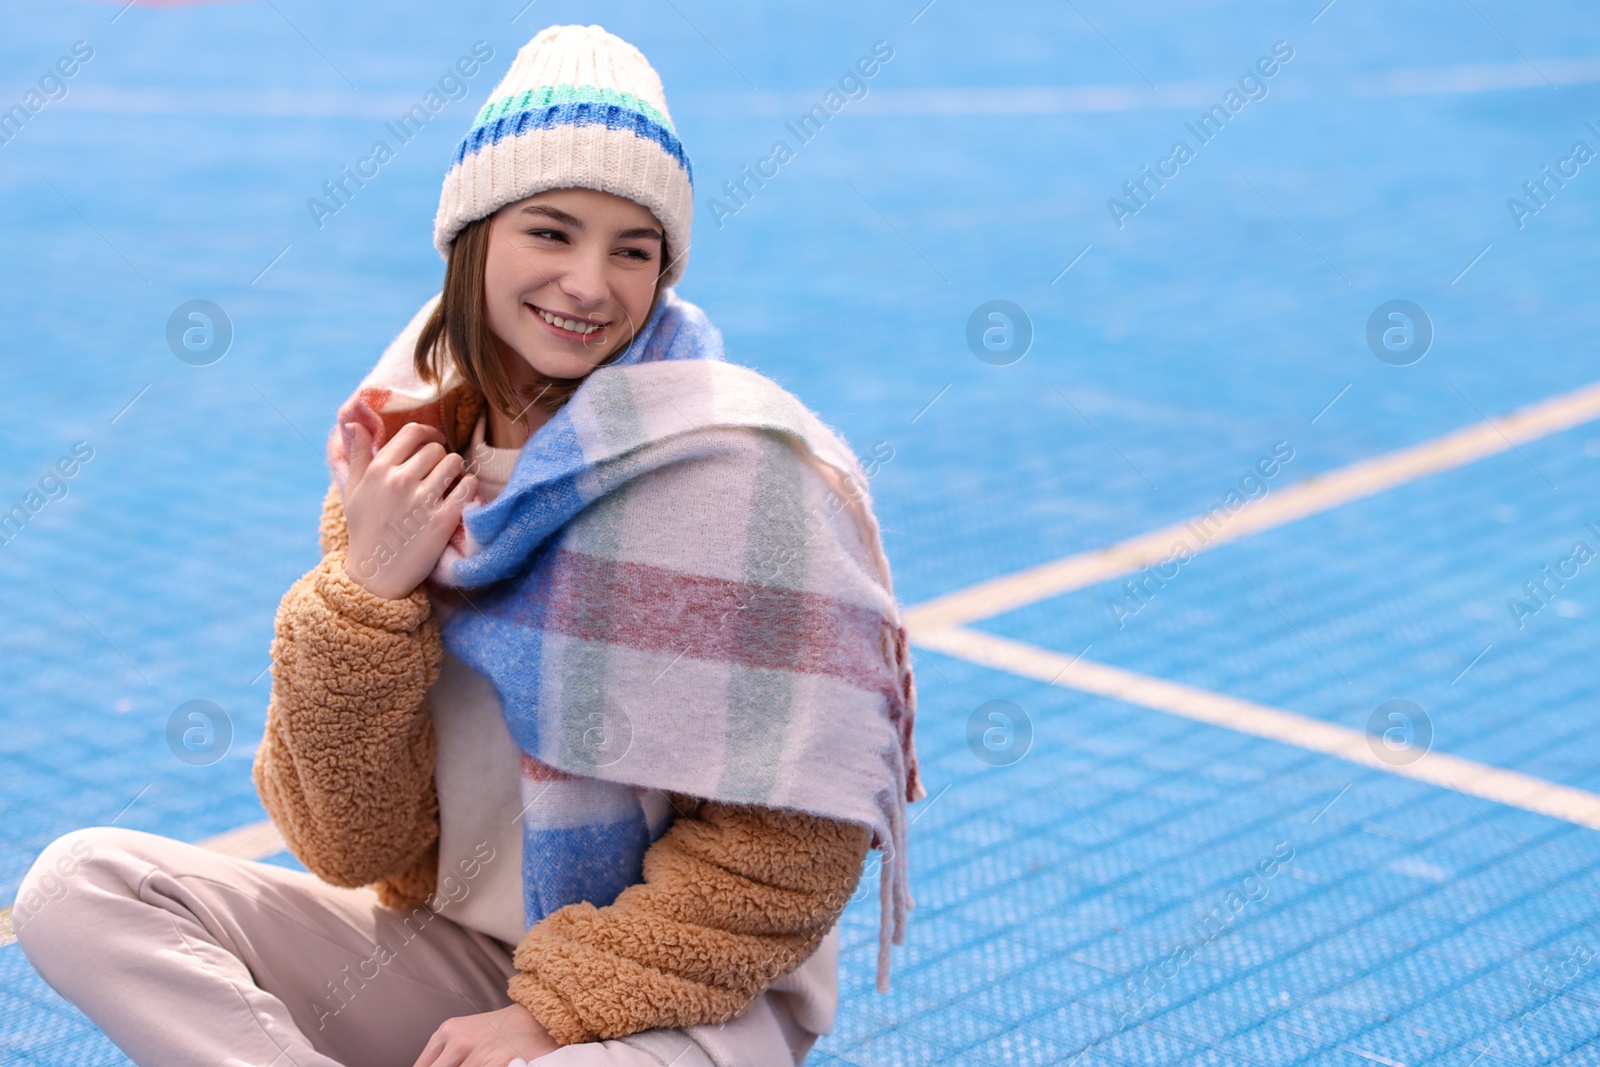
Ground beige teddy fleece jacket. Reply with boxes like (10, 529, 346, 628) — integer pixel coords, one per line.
(252, 397, 874, 1046)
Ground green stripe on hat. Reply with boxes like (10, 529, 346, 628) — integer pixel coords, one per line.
(474, 83, 675, 134)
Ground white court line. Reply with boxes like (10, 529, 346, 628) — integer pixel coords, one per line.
(848, 58, 1600, 116)
(0, 820, 284, 949)
(54, 58, 1600, 120)
(920, 626, 1600, 831)
(906, 378, 1600, 632)
(193, 820, 287, 861)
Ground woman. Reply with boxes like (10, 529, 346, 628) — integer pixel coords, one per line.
(15, 23, 922, 1067)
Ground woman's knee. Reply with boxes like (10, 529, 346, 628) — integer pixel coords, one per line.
(12, 826, 136, 954)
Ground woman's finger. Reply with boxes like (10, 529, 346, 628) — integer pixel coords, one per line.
(420, 450, 467, 503)
(344, 423, 372, 487)
(396, 439, 449, 481)
(377, 422, 447, 469)
(444, 472, 478, 510)
(409, 1029, 443, 1067)
(431, 1035, 468, 1067)
(411, 1024, 467, 1067)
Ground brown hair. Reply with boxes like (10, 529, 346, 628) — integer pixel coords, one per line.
(413, 212, 669, 447)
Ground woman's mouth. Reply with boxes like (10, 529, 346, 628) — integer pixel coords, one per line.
(529, 304, 606, 341)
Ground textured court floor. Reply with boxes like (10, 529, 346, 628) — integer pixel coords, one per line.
(5, 1, 1600, 1064)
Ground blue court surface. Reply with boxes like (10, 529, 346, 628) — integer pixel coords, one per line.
(5, 1, 1600, 1064)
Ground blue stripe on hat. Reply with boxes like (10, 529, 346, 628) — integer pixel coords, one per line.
(452, 101, 693, 187)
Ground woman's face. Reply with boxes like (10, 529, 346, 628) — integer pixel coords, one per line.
(483, 187, 665, 384)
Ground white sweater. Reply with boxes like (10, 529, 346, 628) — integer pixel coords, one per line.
(424, 413, 841, 1067)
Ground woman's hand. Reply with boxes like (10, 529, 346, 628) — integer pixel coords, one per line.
(341, 421, 478, 600)
(410, 1003, 561, 1067)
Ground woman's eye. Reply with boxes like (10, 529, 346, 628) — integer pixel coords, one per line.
(527, 229, 567, 242)
(617, 247, 653, 262)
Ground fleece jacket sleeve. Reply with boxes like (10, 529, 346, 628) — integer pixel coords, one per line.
(507, 792, 873, 1045)
(252, 481, 443, 906)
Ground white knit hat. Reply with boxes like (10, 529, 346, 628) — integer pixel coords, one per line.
(434, 25, 694, 288)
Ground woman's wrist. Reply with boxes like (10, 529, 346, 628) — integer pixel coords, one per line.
(341, 554, 420, 601)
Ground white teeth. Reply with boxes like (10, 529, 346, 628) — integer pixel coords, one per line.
(537, 308, 600, 335)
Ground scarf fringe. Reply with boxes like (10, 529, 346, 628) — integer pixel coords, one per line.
(875, 622, 922, 993)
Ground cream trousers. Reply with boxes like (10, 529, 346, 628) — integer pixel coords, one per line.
(13, 826, 813, 1067)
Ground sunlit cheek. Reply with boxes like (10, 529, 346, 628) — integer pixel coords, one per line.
(490, 248, 547, 305)
(483, 278, 522, 343)
(613, 269, 659, 333)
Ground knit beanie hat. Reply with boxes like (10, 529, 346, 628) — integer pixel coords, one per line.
(433, 24, 694, 288)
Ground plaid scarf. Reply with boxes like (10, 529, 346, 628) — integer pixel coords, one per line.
(327, 289, 923, 992)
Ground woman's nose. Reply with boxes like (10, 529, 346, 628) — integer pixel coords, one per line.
(557, 250, 610, 310)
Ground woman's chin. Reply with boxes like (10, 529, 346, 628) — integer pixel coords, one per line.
(516, 342, 611, 380)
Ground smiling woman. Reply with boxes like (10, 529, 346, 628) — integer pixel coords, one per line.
(411, 188, 671, 450)
(13, 22, 921, 1067)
